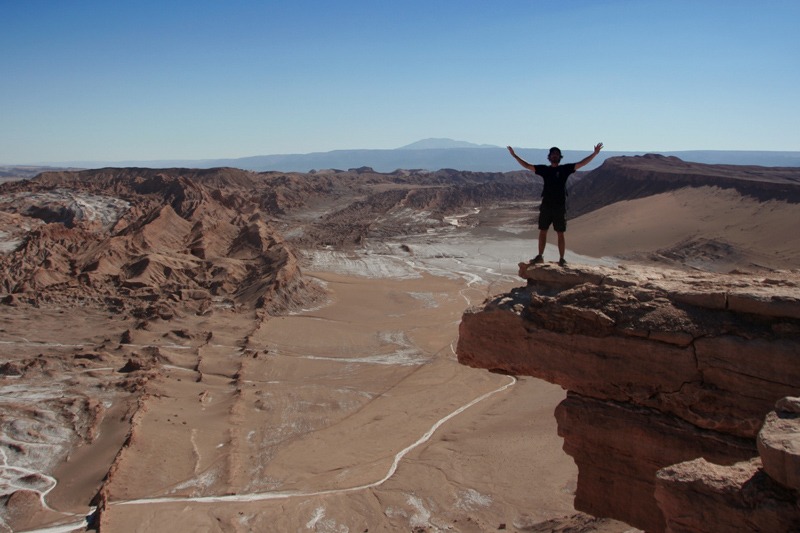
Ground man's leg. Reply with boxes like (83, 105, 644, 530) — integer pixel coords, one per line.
(535, 204, 552, 262)
(557, 231, 565, 260)
(538, 229, 548, 256)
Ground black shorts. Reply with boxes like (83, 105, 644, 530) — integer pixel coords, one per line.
(538, 202, 566, 232)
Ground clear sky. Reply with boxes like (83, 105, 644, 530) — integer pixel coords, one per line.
(2, 0, 799, 165)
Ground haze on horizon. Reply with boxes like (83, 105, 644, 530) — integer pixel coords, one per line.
(2, 0, 799, 166)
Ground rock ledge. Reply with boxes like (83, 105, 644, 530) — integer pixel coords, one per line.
(457, 263, 800, 532)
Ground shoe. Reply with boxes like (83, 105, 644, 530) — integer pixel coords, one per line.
(531, 255, 544, 264)
(558, 258, 567, 267)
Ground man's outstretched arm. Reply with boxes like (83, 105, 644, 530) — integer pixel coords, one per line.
(574, 142, 604, 170)
(507, 146, 537, 171)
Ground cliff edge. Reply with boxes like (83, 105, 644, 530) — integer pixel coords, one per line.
(457, 263, 800, 532)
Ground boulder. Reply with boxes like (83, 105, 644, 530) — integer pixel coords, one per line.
(655, 458, 800, 533)
(757, 397, 800, 491)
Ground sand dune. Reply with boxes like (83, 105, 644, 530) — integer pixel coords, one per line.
(569, 186, 800, 272)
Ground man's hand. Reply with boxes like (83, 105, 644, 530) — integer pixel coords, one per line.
(575, 143, 604, 170)
(507, 146, 535, 171)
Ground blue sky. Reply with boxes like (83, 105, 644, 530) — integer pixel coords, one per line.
(2, 0, 799, 164)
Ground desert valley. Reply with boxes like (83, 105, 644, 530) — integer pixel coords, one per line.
(0, 155, 799, 532)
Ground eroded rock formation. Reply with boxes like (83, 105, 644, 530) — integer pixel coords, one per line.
(0, 168, 324, 315)
(457, 263, 800, 532)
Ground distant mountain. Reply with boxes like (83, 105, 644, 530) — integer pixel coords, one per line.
(26, 140, 800, 173)
(191, 147, 800, 173)
(397, 138, 499, 150)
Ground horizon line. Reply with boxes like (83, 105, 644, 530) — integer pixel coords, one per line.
(5, 146, 800, 168)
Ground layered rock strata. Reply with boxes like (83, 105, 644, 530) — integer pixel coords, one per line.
(457, 263, 800, 532)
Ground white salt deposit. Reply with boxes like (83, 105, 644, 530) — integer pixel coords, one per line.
(456, 488, 492, 511)
(0, 189, 130, 230)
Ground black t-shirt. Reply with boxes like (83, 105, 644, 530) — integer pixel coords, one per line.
(533, 163, 576, 205)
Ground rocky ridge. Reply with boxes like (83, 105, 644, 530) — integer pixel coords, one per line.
(457, 263, 800, 532)
(0, 167, 326, 315)
(568, 154, 800, 218)
(0, 165, 542, 311)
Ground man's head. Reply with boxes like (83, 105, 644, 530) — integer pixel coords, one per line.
(548, 147, 563, 165)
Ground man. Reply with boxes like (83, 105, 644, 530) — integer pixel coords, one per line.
(507, 143, 603, 266)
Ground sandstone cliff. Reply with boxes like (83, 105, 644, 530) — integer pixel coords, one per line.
(457, 263, 800, 532)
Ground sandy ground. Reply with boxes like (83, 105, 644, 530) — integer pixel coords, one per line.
(7, 184, 798, 532)
(94, 272, 580, 532)
(568, 186, 800, 272)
